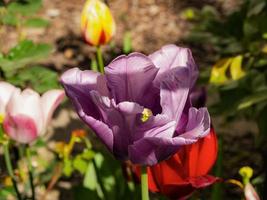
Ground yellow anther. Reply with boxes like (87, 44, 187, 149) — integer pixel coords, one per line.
(141, 108, 153, 122)
(239, 166, 253, 185)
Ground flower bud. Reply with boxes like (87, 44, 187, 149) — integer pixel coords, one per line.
(81, 0, 116, 46)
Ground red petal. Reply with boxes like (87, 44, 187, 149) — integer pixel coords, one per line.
(183, 127, 218, 177)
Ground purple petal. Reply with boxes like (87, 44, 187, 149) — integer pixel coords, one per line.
(60, 68, 113, 150)
(105, 53, 158, 108)
(60, 68, 109, 119)
(179, 107, 210, 139)
(90, 91, 144, 160)
(128, 107, 210, 166)
(128, 135, 191, 166)
(160, 67, 190, 125)
(149, 44, 198, 88)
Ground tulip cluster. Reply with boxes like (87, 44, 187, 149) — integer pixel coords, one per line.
(0, 82, 64, 143)
(130, 128, 218, 199)
(61, 44, 211, 166)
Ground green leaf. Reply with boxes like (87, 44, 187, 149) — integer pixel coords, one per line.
(90, 58, 98, 72)
(238, 89, 267, 110)
(0, 186, 15, 199)
(81, 149, 95, 160)
(1, 12, 18, 26)
(7, 0, 42, 16)
(7, 66, 60, 93)
(73, 156, 88, 174)
(0, 40, 53, 77)
(63, 158, 73, 177)
(83, 161, 97, 190)
(123, 32, 132, 54)
(24, 18, 50, 27)
(73, 186, 100, 200)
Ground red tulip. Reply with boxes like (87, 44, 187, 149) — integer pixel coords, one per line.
(130, 128, 219, 199)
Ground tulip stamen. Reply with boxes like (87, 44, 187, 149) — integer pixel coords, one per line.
(141, 108, 153, 123)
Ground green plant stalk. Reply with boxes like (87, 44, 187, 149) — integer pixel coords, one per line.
(141, 166, 149, 200)
(26, 147, 35, 200)
(3, 142, 22, 200)
(96, 46, 104, 74)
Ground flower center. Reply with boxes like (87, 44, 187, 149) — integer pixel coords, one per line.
(141, 108, 153, 122)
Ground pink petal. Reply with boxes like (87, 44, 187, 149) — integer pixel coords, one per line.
(6, 89, 43, 133)
(41, 89, 65, 132)
(0, 82, 17, 114)
(244, 183, 260, 200)
(3, 114, 38, 143)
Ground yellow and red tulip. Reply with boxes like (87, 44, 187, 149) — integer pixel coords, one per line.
(81, 0, 116, 46)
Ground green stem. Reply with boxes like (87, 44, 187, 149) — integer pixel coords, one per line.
(141, 166, 149, 200)
(26, 147, 35, 200)
(3, 143, 22, 200)
(96, 46, 104, 74)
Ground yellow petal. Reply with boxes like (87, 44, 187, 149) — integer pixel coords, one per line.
(230, 55, 245, 80)
(80, 0, 116, 46)
(210, 58, 232, 84)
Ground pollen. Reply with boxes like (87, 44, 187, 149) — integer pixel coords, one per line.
(141, 108, 153, 122)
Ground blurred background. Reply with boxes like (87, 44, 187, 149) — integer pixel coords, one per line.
(0, 0, 266, 199)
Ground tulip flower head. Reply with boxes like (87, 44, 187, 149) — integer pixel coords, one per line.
(2, 85, 64, 144)
(61, 44, 211, 166)
(81, 0, 116, 46)
(126, 128, 218, 199)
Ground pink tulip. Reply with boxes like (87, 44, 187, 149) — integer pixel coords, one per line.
(0, 82, 17, 115)
(3, 87, 64, 143)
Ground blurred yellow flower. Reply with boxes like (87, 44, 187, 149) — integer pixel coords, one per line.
(81, 0, 116, 46)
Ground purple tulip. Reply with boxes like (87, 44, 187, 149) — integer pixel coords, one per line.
(60, 44, 210, 166)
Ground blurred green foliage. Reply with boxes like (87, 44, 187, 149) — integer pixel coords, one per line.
(0, 0, 49, 27)
(186, 0, 267, 140)
(0, 40, 60, 93)
(184, 0, 267, 199)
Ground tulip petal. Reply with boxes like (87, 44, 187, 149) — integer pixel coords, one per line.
(6, 89, 44, 133)
(185, 128, 218, 177)
(3, 114, 38, 143)
(0, 82, 17, 114)
(179, 107, 210, 140)
(61, 68, 113, 151)
(244, 183, 260, 200)
(160, 67, 190, 125)
(105, 53, 158, 107)
(41, 89, 65, 133)
(90, 90, 144, 159)
(187, 175, 220, 188)
(149, 44, 198, 88)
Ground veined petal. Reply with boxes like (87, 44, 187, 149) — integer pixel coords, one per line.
(180, 107, 210, 140)
(0, 82, 17, 114)
(149, 44, 198, 88)
(40, 90, 65, 135)
(160, 67, 190, 125)
(105, 53, 158, 107)
(3, 114, 38, 143)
